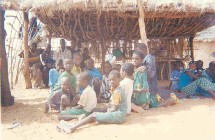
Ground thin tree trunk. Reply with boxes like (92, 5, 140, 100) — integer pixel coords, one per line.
(0, 8, 14, 106)
(137, 0, 149, 54)
(22, 11, 32, 89)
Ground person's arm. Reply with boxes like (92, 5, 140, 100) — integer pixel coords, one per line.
(185, 71, 198, 80)
(133, 88, 149, 93)
(73, 104, 84, 109)
(107, 92, 121, 112)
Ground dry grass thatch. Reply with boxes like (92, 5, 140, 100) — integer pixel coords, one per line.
(1, 0, 215, 42)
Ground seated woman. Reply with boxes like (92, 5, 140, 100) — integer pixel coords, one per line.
(179, 61, 198, 91)
(169, 61, 184, 92)
(181, 62, 215, 99)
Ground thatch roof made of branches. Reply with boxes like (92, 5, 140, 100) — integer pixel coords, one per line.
(1, 0, 215, 41)
(194, 25, 215, 42)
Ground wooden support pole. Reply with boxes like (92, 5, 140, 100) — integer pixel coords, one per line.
(189, 36, 194, 61)
(0, 7, 14, 106)
(137, 0, 149, 54)
(22, 11, 32, 89)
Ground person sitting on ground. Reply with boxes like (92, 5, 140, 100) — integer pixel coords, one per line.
(58, 71, 97, 121)
(179, 61, 198, 91)
(53, 39, 72, 61)
(181, 62, 215, 99)
(195, 60, 204, 77)
(71, 52, 82, 75)
(132, 51, 179, 111)
(135, 43, 159, 108)
(31, 63, 44, 89)
(131, 51, 151, 112)
(52, 59, 76, 93)
(56, 70, 127, 134)
(85, 58, 102, 95)
(169, 61, 184, 92)
(98, 61, 112, 103)
(49, 59, 64, 90)
(45, 77, 79, 113)
(40, 43, 55, 87)
(120, 63, 134, 114)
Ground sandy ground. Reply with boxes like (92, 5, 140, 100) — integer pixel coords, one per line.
(1, 82, 215, 140)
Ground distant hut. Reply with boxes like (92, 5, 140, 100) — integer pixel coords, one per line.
(194, 25, 215, 68)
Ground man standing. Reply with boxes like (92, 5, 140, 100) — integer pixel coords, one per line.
(53, 39, 72, 61)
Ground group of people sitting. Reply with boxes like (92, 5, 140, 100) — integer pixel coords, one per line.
(20, 40, 215, 134)
(169, 60, 215, 99)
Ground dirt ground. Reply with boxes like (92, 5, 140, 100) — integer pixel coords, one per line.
(1, 82, 215, 140)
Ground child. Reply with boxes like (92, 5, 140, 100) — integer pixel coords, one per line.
(120, 63, 134, 114)
(49, 59, 64, 90)
(132, 51, 179, 110)
(44, 77, 78, 113)
(58, 71, 97, 121)
(85, 58, 102, 94)
(52, 59, 76, 93)
(169, 61, 183, 92)
(56, 70, 127, 133)
(31, 63, 44, 89)
(195, 60, 204, 76)
(98, 61, 112, 103)
(71, 52, 82, 75)
(179, 61, 198, 90)
(131, 51, 150, 112)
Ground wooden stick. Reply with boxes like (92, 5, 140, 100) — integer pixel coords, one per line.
(137, 0, 149, 54)
(22, 11, 32, 89)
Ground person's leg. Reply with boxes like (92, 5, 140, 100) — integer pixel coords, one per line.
(70, 94, 80, 107)
(42, 66, 49, 87)
(182, 77, 215, 99)
(158, 93, 179, 107)
(58, 114, 80, 121)
(60, 94, 70, 111)
(64, 113, 97, 133)
(131, 103, 144, 113)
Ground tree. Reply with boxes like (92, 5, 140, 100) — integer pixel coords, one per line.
(0, 8, 14, 106)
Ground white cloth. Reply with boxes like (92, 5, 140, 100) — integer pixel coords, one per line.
(120, 78, 134, 114)
(78, 86, 97, 112)
(53, 48, 72, 61)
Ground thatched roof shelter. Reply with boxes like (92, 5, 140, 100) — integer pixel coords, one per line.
(1, 0, 215, 42)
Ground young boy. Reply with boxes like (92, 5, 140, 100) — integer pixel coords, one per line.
(120, 63, 134, 114)
(169, 61, 183, 92)
(85, 58, 102, 94)
(44, 77, 78, 113)
(58, 71, 97, 121)
(71, 52, 82, 75)
(49, 59, 64, 90)
(131, 51, 150, 112)
(98, 61, 112, 103)
(57, 70, 127, 133)
(52, 59, 76, 93)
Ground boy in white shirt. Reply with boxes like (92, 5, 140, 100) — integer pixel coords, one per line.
(58, 71, 97, 121)
(120, 63, 134, 114)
